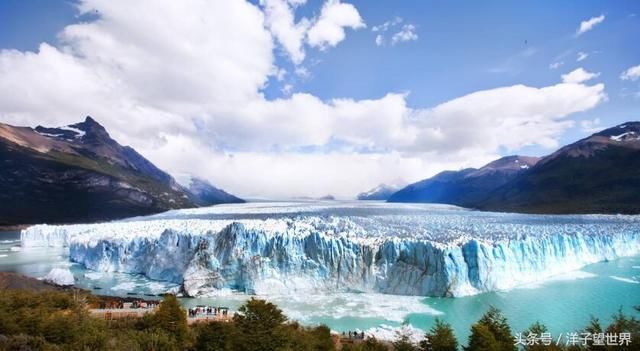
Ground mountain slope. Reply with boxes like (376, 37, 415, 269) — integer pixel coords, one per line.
(187, 177, 245, 205)
(357, 184, 400, 200)
(0, 117, 241, 225)
(477, 122, 640, 214)
(388, 156, 539, 206)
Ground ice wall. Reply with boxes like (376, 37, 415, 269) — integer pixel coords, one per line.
(21, 215, 640, 297)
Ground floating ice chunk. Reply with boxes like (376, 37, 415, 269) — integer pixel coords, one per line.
(44, 268, 75, 286)
(609, 276, 639, 284)
(111, 282, 137, 291)
(272, 293, 442, 323)
(362, 323, 425, 343)
(9, 246, 21, 252)
(518, 270, 597, 289)
(84, 272, 104, 280)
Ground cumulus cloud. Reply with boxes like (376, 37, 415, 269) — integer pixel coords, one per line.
(261, 0, 310, 64)
(0, 0, 608, 198)
(561, 68, 600, 83)
(391, 24, 418, 45)
(409, 82, 606, 152)
(307, 0, 365, 50)
(576, 14, 605, 36)
(620, 64, 640, 81)
(261, 0, 363, 63)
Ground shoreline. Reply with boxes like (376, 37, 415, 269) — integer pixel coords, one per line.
(0, 225, 28, 232)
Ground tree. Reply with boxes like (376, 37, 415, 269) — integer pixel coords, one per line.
(601, 309, 640, 351)
(521, 322, 561, 351)
(361, 337, 390, 351)
(306, 325, 335, 351)
(135, 328, 179, 351)
(465, 307, 515, 351)
(194, 321, 236, 351)
(420, 318, 458, 351)
(341, 338, 390, 351)
(232, 298, 289, 351)
(582, 317, 606, 351)
(393, 325, 418, 351)
(466, 324, 499, 351)
(152, 294, 188, 347)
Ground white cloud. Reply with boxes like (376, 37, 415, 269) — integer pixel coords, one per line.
(281, 84, 293, 95)
(580, 118, 601, 133)
(375, 34, 384, 46)
(0, 0, 608, 198)
(561, 68, 600, 83)
(271, 66, 287, 81)
(620, 64, 640, 81)
(408, 82, 606, 153)
(261, 0, 363, 63)
(577, 51, 589, 62)
(287, 0, 306, 6)
(549, 61, 564, 69)
(294, 65, 310, 78)
(391, 24, 418, 45)
(372, 17, 413, 47)
(261, 0, 310, 64)
(576, 14, 605, 36)
(372, 16, 402, 32)
(143, 135, 490, 199)
(307, 0, 365, 50)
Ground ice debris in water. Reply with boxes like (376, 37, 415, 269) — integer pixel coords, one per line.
(43, 267, 75, 286)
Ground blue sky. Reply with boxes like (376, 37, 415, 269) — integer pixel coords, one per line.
(0, 0, 639, 197)
(261, 0, 640, 150)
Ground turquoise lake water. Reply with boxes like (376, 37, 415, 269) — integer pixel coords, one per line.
(1, 230, 638, 342)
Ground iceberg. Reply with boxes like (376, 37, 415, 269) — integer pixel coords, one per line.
(20, 202, 640, 297)
(43, 267, 75, 286)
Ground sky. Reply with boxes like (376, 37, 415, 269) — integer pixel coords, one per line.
(0, 0, 639, 199)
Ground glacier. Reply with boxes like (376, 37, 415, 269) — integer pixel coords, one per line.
(20, 202, 640, 297)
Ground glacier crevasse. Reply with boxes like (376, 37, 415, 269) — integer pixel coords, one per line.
(21, 214, 640, 297)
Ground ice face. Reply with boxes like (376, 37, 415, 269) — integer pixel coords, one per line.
(20, 202, 640, 297)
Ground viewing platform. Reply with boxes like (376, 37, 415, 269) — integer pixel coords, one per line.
(88, 300, 234, 324)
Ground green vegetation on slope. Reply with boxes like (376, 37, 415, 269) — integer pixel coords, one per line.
(0, 288, 638, 350)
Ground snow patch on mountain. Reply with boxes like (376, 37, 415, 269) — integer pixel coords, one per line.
(610, 131, 640, 142)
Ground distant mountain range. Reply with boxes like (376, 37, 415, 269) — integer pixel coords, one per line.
(0, 117, 243, 226)
(388, 156, 540, 206)
(387, 122, 640, 214)
(357, 184, 401, 200)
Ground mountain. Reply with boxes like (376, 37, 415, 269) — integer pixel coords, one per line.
(186, 177, 244, 205)
(388, 155, 540, 206)
(357, 184, 401, 200)
(0, 117, 241, 226)
(477, 122, 640, 214)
